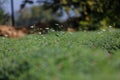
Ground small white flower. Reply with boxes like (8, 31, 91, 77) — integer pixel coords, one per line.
(97, 32, 102, 34)
(30, 26, 34, 28)
(51, 29, 55, 32)
(45, 28, 49, 30)
(109, 25, 112, 28)
(43, 36, 46, 39)
(55, 24, 59, 25)
(38, 32, 42, 34)
(4, 34, 8, 37)
(102, 29, 106, 32)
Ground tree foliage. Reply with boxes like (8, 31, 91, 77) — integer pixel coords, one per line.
(0, 0, 9, 24)
(16, 5, 53, 27)
(21, 0, 120, 30)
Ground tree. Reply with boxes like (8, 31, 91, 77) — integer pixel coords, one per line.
(0, 0, 9, 25)
(21, 0, 120, 30)
(16, 5, 53, 27)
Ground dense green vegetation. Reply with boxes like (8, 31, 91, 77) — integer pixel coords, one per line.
(0, 30, 120, 80)
(19, 0, 120, 30)
(0, 0, 120, 80)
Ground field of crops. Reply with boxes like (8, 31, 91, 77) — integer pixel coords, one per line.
(0, 29, 120, 80)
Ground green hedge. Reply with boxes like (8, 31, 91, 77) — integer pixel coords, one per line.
(0, 30, 120, 80)
(85, 30, 120, 53)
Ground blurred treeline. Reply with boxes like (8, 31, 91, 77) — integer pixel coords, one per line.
(0, 0, 120, 31)
(0, 0, 10, 25)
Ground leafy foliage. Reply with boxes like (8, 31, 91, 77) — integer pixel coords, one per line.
(20, 0, 120, 30)
(0, 0, 9, 24)
(16, 5, 53, 27)
(85, 29, 120, 53)
(0, 30, 120, 80)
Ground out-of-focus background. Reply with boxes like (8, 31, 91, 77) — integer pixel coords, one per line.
(1, 1, 120, 80)
(0, 0, 120, 31)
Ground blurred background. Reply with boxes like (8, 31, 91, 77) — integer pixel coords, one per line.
(0, 1, 120, 79)
(0, 0, 120, 31)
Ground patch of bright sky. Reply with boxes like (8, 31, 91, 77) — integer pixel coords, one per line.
(3, 0, 81, 22)
(3, 0, 38, 15)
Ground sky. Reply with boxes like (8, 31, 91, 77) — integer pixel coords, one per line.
(2, 0, 81, 22)
(3, 0, 37, 14)
(3, 0, 22, 14)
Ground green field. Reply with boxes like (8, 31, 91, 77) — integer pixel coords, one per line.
(0, 30, 120, 80)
